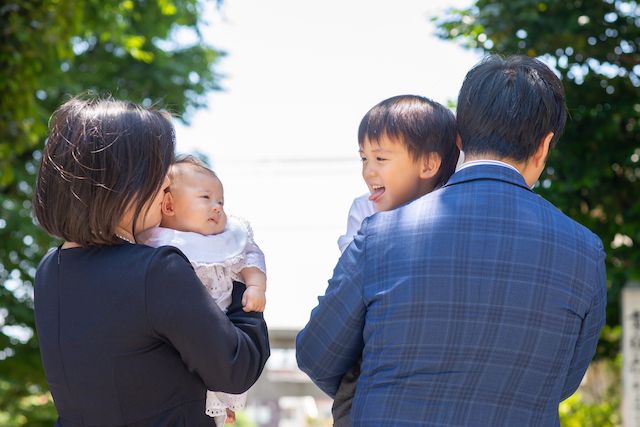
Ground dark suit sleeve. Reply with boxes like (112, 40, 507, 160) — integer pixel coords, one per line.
(296, 221, 367, 398)
(560, 240, 607, 400)
(145, 247, 269, 394)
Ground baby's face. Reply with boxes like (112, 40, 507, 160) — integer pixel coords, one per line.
(165, 166, 227, 236)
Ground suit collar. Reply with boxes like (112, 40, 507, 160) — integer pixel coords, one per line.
(444, 163, 533, 192)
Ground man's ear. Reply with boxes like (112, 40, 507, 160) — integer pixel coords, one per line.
(520, 132, 554, 188)
(456, 133, 463, 151)
(532, 132, 553, 169)
(420, 153, 442, 180)
(161, 192, 176, 216)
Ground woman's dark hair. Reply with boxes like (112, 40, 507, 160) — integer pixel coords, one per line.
(456, 54, 567, 162)
(358, 95, 460, 186)
(33, 95, 175, 246)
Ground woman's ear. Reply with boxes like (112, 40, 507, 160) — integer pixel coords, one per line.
(161, 192, 175, 216)
(420, 152, 442, 180)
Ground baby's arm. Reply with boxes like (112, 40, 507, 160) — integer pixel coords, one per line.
(240, 266, 266, 312)
(230, 216, 267, 312)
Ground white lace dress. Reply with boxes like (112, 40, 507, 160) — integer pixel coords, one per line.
(136, 216, 266, 423)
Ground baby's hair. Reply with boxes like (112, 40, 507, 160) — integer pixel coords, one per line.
(171, 154, 216, 175)
(358, 95, 459, 186)
(165, 154, 220, 193)
(33, 94, 175, 246)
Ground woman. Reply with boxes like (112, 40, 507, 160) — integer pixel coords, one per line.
(32, 96, 269, 426)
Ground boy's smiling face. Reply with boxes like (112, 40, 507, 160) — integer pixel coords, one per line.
(360, 135, 437, 212)
(161, 165, 227, 236)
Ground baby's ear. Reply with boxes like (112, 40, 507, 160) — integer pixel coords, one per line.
(420, 152, 442, 179)
(161, 192, 175, 216)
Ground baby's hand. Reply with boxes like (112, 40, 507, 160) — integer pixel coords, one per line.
(242, 285, 266, 312)
(225, 408, 236, 424)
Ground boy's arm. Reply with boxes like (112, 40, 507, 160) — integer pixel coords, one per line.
(337, 194, 376, 253)
(240, 266, 266, 312)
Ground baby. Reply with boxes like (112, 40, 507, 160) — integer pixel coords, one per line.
(137, 155, 266, 426)
(334, 95, 460, 426)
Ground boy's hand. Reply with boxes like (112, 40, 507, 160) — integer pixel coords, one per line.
(242, 285, 266, 312)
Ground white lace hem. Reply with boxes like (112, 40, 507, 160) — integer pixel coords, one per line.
(205, 390, 247, 417)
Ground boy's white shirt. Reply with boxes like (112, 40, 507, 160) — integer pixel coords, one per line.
(337, 193, 377, 253)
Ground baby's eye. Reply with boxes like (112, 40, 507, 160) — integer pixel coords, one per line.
(202, 195, 210, 199)
(360, 157, 367, 162)
(376, 157, 387, 161)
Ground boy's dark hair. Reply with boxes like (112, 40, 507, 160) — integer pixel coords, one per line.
(358, 95, 459, 186)
(33, 95, 175, 246)
(456, 54, 567, 162)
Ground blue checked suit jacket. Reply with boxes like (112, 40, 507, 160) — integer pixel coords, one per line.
(296, 164, 607, 427)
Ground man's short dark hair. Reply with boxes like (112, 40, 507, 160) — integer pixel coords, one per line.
(33, 95, 175, 246)
(456, 55, 567, 163)
(358, 95, 460, 186)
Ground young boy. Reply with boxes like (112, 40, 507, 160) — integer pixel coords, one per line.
(338, 94, 460, 252)
(333, 94, 459, 426)
(137, 155, 266, 426)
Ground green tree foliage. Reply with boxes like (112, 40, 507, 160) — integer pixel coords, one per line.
(434, 0, 640, 360)
(0, 1, 223, 424)
(559, 357, 622, 426)
(559, 391, 621, 427)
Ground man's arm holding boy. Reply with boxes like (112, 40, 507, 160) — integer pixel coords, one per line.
(296, 227, 367, 397)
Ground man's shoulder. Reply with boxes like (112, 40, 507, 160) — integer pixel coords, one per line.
(536, 194, 604, 250)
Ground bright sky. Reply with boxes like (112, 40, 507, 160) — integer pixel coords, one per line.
(174, 0, 481, 329)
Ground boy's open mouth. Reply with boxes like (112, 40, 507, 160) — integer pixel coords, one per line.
(369, 185, 385, 203)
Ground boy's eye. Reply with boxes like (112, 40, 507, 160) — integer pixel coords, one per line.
(376, 157, 387, 162)
(360, 157, 367, 162)
(202, 195, 210, 199)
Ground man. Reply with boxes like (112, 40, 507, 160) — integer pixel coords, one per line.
(296, 55, 607, 427)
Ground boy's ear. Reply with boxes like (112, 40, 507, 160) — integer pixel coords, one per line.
(456, 133, 463, 151)
(420, 153, 442, 180)
(161, 192, 176, 216)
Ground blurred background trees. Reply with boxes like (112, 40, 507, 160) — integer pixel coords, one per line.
(0, 0, 222, 424)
